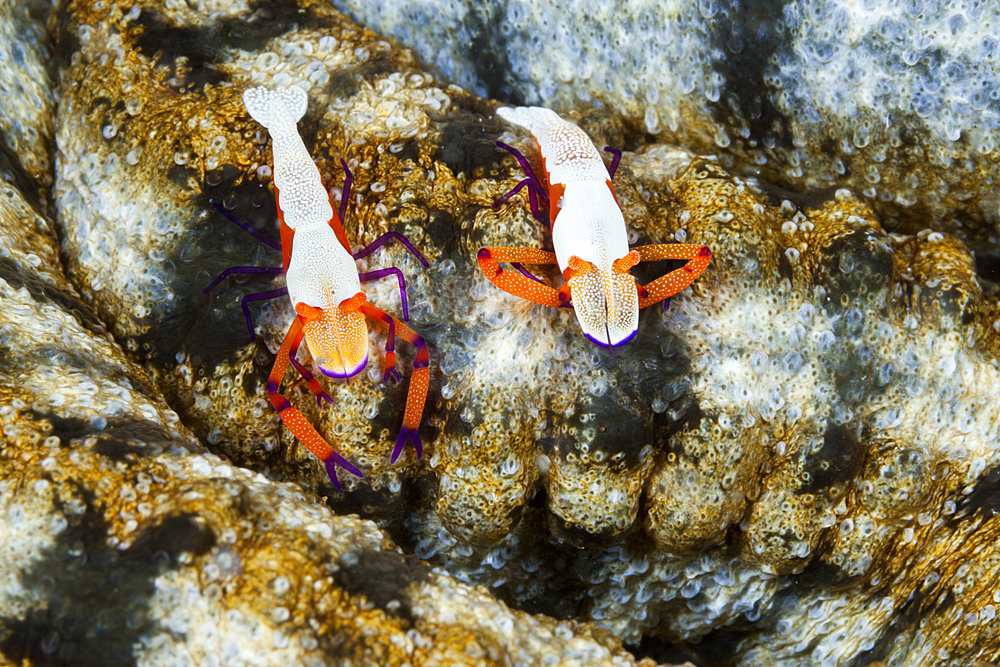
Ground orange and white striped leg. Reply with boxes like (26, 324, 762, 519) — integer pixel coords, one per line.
(359, 302, 430, 464)
(268, 317, 363, 489)
(633, 244, 712, 309)
(477, 246, 566, 308)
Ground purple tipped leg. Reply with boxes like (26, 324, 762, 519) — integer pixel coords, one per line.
(494, 142, 551, 225)
(289, 355, 335, 406)
(391, 428, 422, 463)
(353, 232, 430, 268)
(510, 262, 542, 283)
(338, 159, 353, 223)
(359, 268, 413, 320)
(210, 201, 280, 250)
(603, 147, 622, 180)
(495, 142, 548, 203)
(325, 461, 343, 490)
(323, 452, 364, 490)
(239, 287, 289, 341)
(203, 266, 283, 295)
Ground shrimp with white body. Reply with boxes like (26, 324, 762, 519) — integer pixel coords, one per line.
(478, 106, 712, 347)
(208, 86, 430, 488)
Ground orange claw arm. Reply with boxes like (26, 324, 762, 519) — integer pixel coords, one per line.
(477, 246, 567, 308)
(359, 301, 430, 464)
(268, 317, 363, 489)
(633, 243, 712, 309)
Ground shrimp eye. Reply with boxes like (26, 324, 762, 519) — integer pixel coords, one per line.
(295, 303, 323, 320)
(338, 292, 367, 313)
(612, 250, 640, 274)
(564, 255, 595, 280)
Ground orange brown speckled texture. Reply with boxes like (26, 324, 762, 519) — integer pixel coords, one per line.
(10, 0, 1000, 665)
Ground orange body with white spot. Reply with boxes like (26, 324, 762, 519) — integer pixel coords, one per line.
(241, 86, 429, 488)
(479, 106, 712, 347)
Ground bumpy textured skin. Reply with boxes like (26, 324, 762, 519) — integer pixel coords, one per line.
(35, 0, 1000, 666)
(330, 0, 1000, 247)
(0, 180, 657, 666)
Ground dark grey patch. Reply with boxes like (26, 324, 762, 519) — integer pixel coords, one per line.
(389, 140, 421, 165)
(790, 557, 857, 589)
(333, 476, 410, 521)
(798, 423, 865, 495)
(922, 285, 979, 327)
(321, 69, 360, 101)
(334, 549, 429, 623)
(132, 1, 315, 92)
(672, 615, 761, 666)
(686, 158, 737, 184)
(753, 181, 865, 213)
(436, 113, 507, 180)
(26, 412, 201, 459)
(0, 133, 49, 205)
(547, 508, 638, 549)
(166, 162, 199, 190)
(957, 465, 1000, 522)
(547, 383, 651, 471)
(134, 172, 282, 370)
(355, 48, 401, 81)
(815, 230, 895, 312)
(0, 256, 105, 336)
(706, 0, 795, 154)
(51, 4, 81, 68)
(90, 420, 190, 460)
(0, 498, 214, 667)
(833, 342, 874, 406)
(423, 207, 460, 255)
(628, 636, 700, 667)
(777, 247, 794, 282)
(461, 7, 525, 103)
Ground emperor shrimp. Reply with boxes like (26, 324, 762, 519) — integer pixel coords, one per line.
(205, 86, 430, 488)
(478, 106, 712, 347)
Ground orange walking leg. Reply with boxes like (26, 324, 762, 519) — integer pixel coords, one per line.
(359, 301, 430, 464)
(268, 317, 364, 489)
(477, 246, 567, 308)
(633, 244, 712, 309)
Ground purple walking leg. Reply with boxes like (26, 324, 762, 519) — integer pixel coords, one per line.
(202, 265, 283, 295)
(288, 354, 335, 406)
(211, 201, 280, 250)
(509, 262, 543, 283)
(337, 158, 352, 223)
(353, 232, 430, 268)
(603, 147, 622, 180)
(494, 141, 550, 225)
(238, 287, 288, 341)
(358, 268, 415, 321)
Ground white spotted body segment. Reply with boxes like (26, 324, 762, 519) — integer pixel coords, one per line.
(242, 86, 366, 376)
(496, 106, 637, 347)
